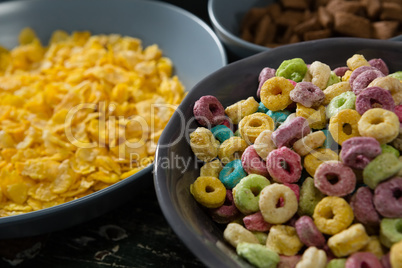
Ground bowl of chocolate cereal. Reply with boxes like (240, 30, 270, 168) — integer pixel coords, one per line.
(208, 0, 402, 58)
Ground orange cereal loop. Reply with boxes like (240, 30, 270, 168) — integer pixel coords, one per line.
(218, 136, 248, 164)
(260, 77, 294, 111)
(346, 54, 370, 71)
(328, 109, 361, 145)
(303, 148, 339, 177)
(296, 104, 326, 130)
(225, 97, 259, 125)
(323, 81, 351, 106)
(238, 112, 275, 144)
(189, 176, 226, 208)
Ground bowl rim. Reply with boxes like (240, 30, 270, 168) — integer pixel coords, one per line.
(154, 37, 402, 267)
(0, 0, 227, 239)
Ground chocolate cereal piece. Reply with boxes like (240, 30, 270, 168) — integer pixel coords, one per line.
(294, 16, 322, 35)
(380, 2, 402, 22)
(372, 21, 400, 39)
(326, 0, 363, 15)
(303, 29, 332, 41)
(254, 15, 276, 45)
(362, 0, 381, 19)
(334, 12, 372, 38)
(318, 6, 333, 28)
(280, 0, 309, 10)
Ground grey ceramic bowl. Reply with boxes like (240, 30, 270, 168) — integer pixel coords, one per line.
(0, 0, 226, 239)
(208, 0, 402, 59)
(154, 38, 402, 267)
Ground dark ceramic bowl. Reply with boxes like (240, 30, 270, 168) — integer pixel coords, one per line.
(0, 0, 226, 239)
(208, 0, 402, 59)
(154, 38, 402, 267)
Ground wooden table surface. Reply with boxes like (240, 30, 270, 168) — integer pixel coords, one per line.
(0, 0, 225, 267)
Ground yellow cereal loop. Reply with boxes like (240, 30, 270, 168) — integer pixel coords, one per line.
(265, 225, 304, 256)
(218, 136, 248, 164)
(390, 240, 402, 268)
(358, 108, 400, 144)
(189, 176, 226, 208)
(260, 77, 294, 111)
(342, 70, 352, 82)
(296, 104, 326, 130)
(328, 109, 361, 145)
(238, 112, 275, 144)
(190, 127, 220, 162)
(327, 223, 370, 257)
(295, 247, 327, 268)
(223, 222, 260, 248)
(225, 97, 259, 124)
(200, 159, 223, 178)
(360, 236, 384, 259)
(323, 82, 351, 106)
(303, 148, 339, 177)
(293, 131, 326, 157)
(346, 54, 370, 71)
(368, 76, 402, 105)
(313, 196, 354, 235)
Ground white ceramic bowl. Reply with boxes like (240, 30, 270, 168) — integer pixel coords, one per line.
(0, 0, 226, 239)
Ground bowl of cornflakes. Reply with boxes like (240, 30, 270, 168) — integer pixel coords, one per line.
(208, 0, 402, 59)
(154, 38, 402, 267)
(0, 0, 226, 238)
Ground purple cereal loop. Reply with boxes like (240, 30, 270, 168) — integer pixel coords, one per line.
(340, 137, 382, 169)
(345, 252, 382, 268)
(350, 186, 381, 227)
(369, 58, 389, 76)
(314, 161, 356, 197)
(241, 145, 269, 177)
(373, 177, 402, 218)
(381, 253, 392, 268)
(257, 67, 276, 98)
(289, 82, 325, 108)
(355, 86, 395, 115)
(349, 66, 378, 86)
(209, 190, 240, 224)
(266, 147, 302, 183)
(295, 215, 326, 248)
(193, 95, 225, 127)
(271, 116, 311, 148)
(351, 69, 385, 95)
(333, 66, 350, 77)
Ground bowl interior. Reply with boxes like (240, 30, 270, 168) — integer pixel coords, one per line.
(155, 38, 402, 267)
(0, 0, 226, 239)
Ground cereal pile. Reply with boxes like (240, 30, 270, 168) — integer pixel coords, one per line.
(189, 54, 402, 267)
(241, 0, 402, 48)
(0, 28, 185, 217)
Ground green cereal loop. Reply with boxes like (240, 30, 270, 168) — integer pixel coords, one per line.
(275, 58, 307, 82)
(252, 231, 268, 245)
(379, 218, 402, 248)
(326, 258, 346, 268)
(327, 71, 341, 87)
(233, 174, 271, 215)
(326, 91, 356, 118)
(236, 242, 280, 268)
(381, 144, 400, 158)
(297, 177, 326, 216)
(389, 71, 402, 80)
(363, 153, 402, 189)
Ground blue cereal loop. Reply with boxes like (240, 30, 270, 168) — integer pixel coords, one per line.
(219, 159, 247, 189)
(257, 102, 269, 113)
(211, 125, 233, 143)
(266, 109, 291, 128)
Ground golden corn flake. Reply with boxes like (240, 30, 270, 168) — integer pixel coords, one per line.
(0, 28, 186, 217)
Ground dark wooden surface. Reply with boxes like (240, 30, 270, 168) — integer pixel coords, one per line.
(0, 0, 222, 267)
